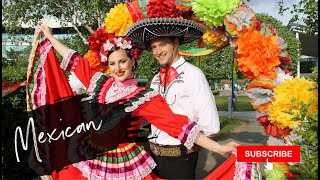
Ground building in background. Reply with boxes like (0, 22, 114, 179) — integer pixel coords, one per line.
(287, 22, 318, 77)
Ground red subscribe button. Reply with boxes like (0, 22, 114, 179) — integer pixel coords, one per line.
(237, 146, 300, 162)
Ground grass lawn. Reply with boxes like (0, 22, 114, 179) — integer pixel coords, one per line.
(218, 116, 249, 135)
(215, 96, 254, 111)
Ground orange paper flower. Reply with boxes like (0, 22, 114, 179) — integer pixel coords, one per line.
(83, 50, 109, 74)
(236, 30, 281, 80)
(246, 78, 277, 91)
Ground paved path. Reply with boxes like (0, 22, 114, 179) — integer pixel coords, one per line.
(196, 111, 268, 179)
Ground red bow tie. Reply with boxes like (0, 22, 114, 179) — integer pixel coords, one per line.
(159, 66, 178, 87)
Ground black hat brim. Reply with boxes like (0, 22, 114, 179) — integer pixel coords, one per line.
(124, 18, 206, 50)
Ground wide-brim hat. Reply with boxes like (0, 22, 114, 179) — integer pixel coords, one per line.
(124, 18, 206, 50)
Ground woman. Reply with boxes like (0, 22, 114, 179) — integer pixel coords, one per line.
(34, 25, 239, 180)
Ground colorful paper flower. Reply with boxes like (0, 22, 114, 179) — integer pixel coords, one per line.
(146, 0, 182, 18)
(268, 77, 318, 129)
(192, 0, 242, 27)
(202, 26, 228, 47)
(236, 30, 281, 80)
(105, 3, 134, 36)
(83, 50, 109, 73)
(273, 67, 293, 85)
(224, 6, 256, 37)
(126, 2, 144, 22)
(88, 28, 113, 53)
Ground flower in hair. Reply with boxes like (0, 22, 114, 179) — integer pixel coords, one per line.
(121, 40, 132, 49)
(114, 37, 124, 47)
(103, 40, 115, 51)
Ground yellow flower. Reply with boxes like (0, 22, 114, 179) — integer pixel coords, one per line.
(203, 26, 228, 48)
(105, 3, 134, 36)
(268, 77, 318, 129)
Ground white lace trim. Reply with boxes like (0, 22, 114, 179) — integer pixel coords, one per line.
(68, 72, 87, 95)
(72, 151, 157, 180)
(60, 49, 77, 71)
(105, 82, 138, 104)
(124, 90, 159, 112)
(183, 123, 201, 150)
(87, 72, 106, 95)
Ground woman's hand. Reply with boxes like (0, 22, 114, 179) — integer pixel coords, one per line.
(40, 25, 54, 39)
(217, 141, 240, 155)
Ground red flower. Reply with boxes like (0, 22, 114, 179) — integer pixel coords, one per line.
(264, 123, 291, 138)
(146, 0, 182, 18)
(254, 19, 263, 31)
(268, 25, 277, 36)
(284, 169, 300, 180)
(258, 116, 269, 126)
(88, 28, 115, 53)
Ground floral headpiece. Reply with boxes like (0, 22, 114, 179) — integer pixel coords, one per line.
(83, 28, 142, 73)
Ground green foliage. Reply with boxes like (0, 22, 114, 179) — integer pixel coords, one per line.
(2, 0, 120, 33)
(256, 13, 302, 75)
(212, 89, 220, 95)
(308, 66, 318, 84)
(2, 47, 38, 178)
(278, 0, 318, 35)
(285, 98, 318, 179)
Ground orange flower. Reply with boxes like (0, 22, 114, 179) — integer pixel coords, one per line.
(246, 78, 277, 90)
(250, 99, 272, 112)
(236, 30, 280, 80)
(83, 50, 109, 73)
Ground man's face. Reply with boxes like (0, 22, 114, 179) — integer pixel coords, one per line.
(150, 37, 179, 66)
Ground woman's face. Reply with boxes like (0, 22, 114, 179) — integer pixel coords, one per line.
(108, 48, 135, 82)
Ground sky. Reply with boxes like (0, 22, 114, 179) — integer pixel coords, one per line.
(243, 0, 304, 26)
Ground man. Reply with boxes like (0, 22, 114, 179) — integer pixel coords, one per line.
(125, 18, 220, 179)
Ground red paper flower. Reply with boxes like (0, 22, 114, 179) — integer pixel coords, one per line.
(146, 0, 182, 18)
(88, 28, 114, 53)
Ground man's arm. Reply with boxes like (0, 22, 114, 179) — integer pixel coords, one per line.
(192, 69, 220, 136)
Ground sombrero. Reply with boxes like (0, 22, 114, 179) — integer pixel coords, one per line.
(124, 18, 206, 50)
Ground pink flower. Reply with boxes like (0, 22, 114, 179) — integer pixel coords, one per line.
(121, 40, 132, 49)
(100, 52, 108, 63)
(114, 37, 123, 47)
(103, 40, 114, 51)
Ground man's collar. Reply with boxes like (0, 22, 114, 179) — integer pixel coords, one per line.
(171, 56, 185, 69)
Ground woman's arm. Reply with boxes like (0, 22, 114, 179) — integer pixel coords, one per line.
(40, 25, 99, 89)
(40, 25, 70, 57)
(131, 94, 240, 155)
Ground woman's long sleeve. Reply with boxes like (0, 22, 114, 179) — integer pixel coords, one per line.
(131, 95, 200, 149)
(60, 49, 98, 89)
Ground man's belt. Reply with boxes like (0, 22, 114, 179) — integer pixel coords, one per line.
(149, 142, 200, 157)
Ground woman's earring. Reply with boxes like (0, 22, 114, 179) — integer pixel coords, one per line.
(132, 65, 136, 70)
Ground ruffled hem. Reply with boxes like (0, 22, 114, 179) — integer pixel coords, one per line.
(87, 72, 107, 95)
(124, 90, 159, 112)
(72, 144, 157, 180)
(178, 121, 200, 150)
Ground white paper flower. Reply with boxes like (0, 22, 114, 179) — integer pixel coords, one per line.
(273, 67, 294, 85)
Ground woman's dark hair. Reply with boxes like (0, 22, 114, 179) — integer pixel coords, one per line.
(107, 46, 138, 71)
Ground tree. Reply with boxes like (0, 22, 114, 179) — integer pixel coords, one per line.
(278, 0, 318, 35)
(2, 0, 125, 44)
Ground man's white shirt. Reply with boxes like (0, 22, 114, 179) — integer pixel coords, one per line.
(149, 56, 220, 145)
